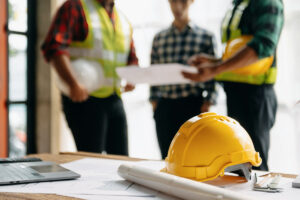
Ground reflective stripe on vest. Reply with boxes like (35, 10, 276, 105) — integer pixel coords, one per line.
(218, 0, 276, 84)
(68, 0, 132, 97)
(221, 0, 249, 43)
(216, 68, 277, 85)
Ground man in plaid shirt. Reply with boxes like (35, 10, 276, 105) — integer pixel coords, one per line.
(183, 0, 284, 170)
(150, 0, 217, 159)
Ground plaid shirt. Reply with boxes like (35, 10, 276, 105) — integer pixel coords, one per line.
(41, 0, 138, 65)
(150, 22, 217, 103)
(231, 0, 284, 63)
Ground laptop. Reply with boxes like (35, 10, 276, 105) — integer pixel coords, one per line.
(0, 161, 80, 185)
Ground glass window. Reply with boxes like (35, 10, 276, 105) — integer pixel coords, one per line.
(7, 0, 31, 157)
(8, 104, 27, 158)
(8, 34, 28, 101)
(8, 0, 28, 32)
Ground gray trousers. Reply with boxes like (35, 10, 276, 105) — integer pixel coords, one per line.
(223, 82, 277, 171)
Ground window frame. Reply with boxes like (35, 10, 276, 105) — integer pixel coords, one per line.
(0, 0, 8, 158)
(6, 0, 37, 156)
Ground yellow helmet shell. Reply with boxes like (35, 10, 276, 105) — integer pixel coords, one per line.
(223, 35, 274, 75)
(164, 112, 262, 182)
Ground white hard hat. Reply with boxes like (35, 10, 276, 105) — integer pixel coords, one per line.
(54, 59, 105, 96)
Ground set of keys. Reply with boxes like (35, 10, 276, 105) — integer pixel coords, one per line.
(253, 173, 283, 193)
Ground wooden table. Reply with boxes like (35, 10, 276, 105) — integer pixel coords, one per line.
(0, 152, 143, 200)
(0, 152, 297, 200)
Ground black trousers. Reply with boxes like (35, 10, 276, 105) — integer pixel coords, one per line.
(154, 96, 204, 159)
(223, 82, 277, 171)
(62, 95, 128, 155)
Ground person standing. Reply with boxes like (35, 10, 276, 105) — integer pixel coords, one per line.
(42, 0, 138, 155)
(150, 0, 217, 159)
(183, 0, 284, 170)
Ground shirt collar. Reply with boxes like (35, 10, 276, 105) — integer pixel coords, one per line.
(170, 21, 196, 33)
(96, 0, 115, 8)
(96, 0, 114, 18)
(233, 0, 242, 4)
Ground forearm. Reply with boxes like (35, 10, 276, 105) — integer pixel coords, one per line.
(216, 46, 259, 73)
(50, 54, 89, 102)
(50, 54, 78, 88)
(127, 39, 139, 65)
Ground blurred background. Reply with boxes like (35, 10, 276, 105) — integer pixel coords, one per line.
(1, 0, 300, 174)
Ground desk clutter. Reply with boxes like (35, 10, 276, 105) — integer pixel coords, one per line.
(0, 157, 299, 200)
(292, 175, 300, 188)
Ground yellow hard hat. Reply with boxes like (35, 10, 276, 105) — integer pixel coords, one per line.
(223, 35, 274, 75)
(163, 112, 262, 182)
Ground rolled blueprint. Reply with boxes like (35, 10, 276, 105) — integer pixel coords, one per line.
(118, 164, 254, 200)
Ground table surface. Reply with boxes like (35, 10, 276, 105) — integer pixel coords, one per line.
(0, 152, 143, 200)
(0, 152, 297, 200)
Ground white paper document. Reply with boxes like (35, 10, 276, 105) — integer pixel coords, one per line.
(116, 64, 198, 86)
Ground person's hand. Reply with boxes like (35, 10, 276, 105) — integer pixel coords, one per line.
(200, 101, 211, 113)
(123, 83, 135, 92)
(150, 100, 158, 111)
(188, 53, 219, 66)
(182, 62, 219, 82)
(183, 53, 221, 82)
(69, 82, 89, 102)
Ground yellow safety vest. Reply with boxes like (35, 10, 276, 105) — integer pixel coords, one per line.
(68, 0, 132, 97)
(217, 0, 277, 85)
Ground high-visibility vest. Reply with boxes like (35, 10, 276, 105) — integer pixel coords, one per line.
(217, 0, 277, 85)
(68, 0, 132, 97)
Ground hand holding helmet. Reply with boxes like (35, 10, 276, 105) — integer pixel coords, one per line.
(69, 82, 89, 102)
(55, 59, 106, 98)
